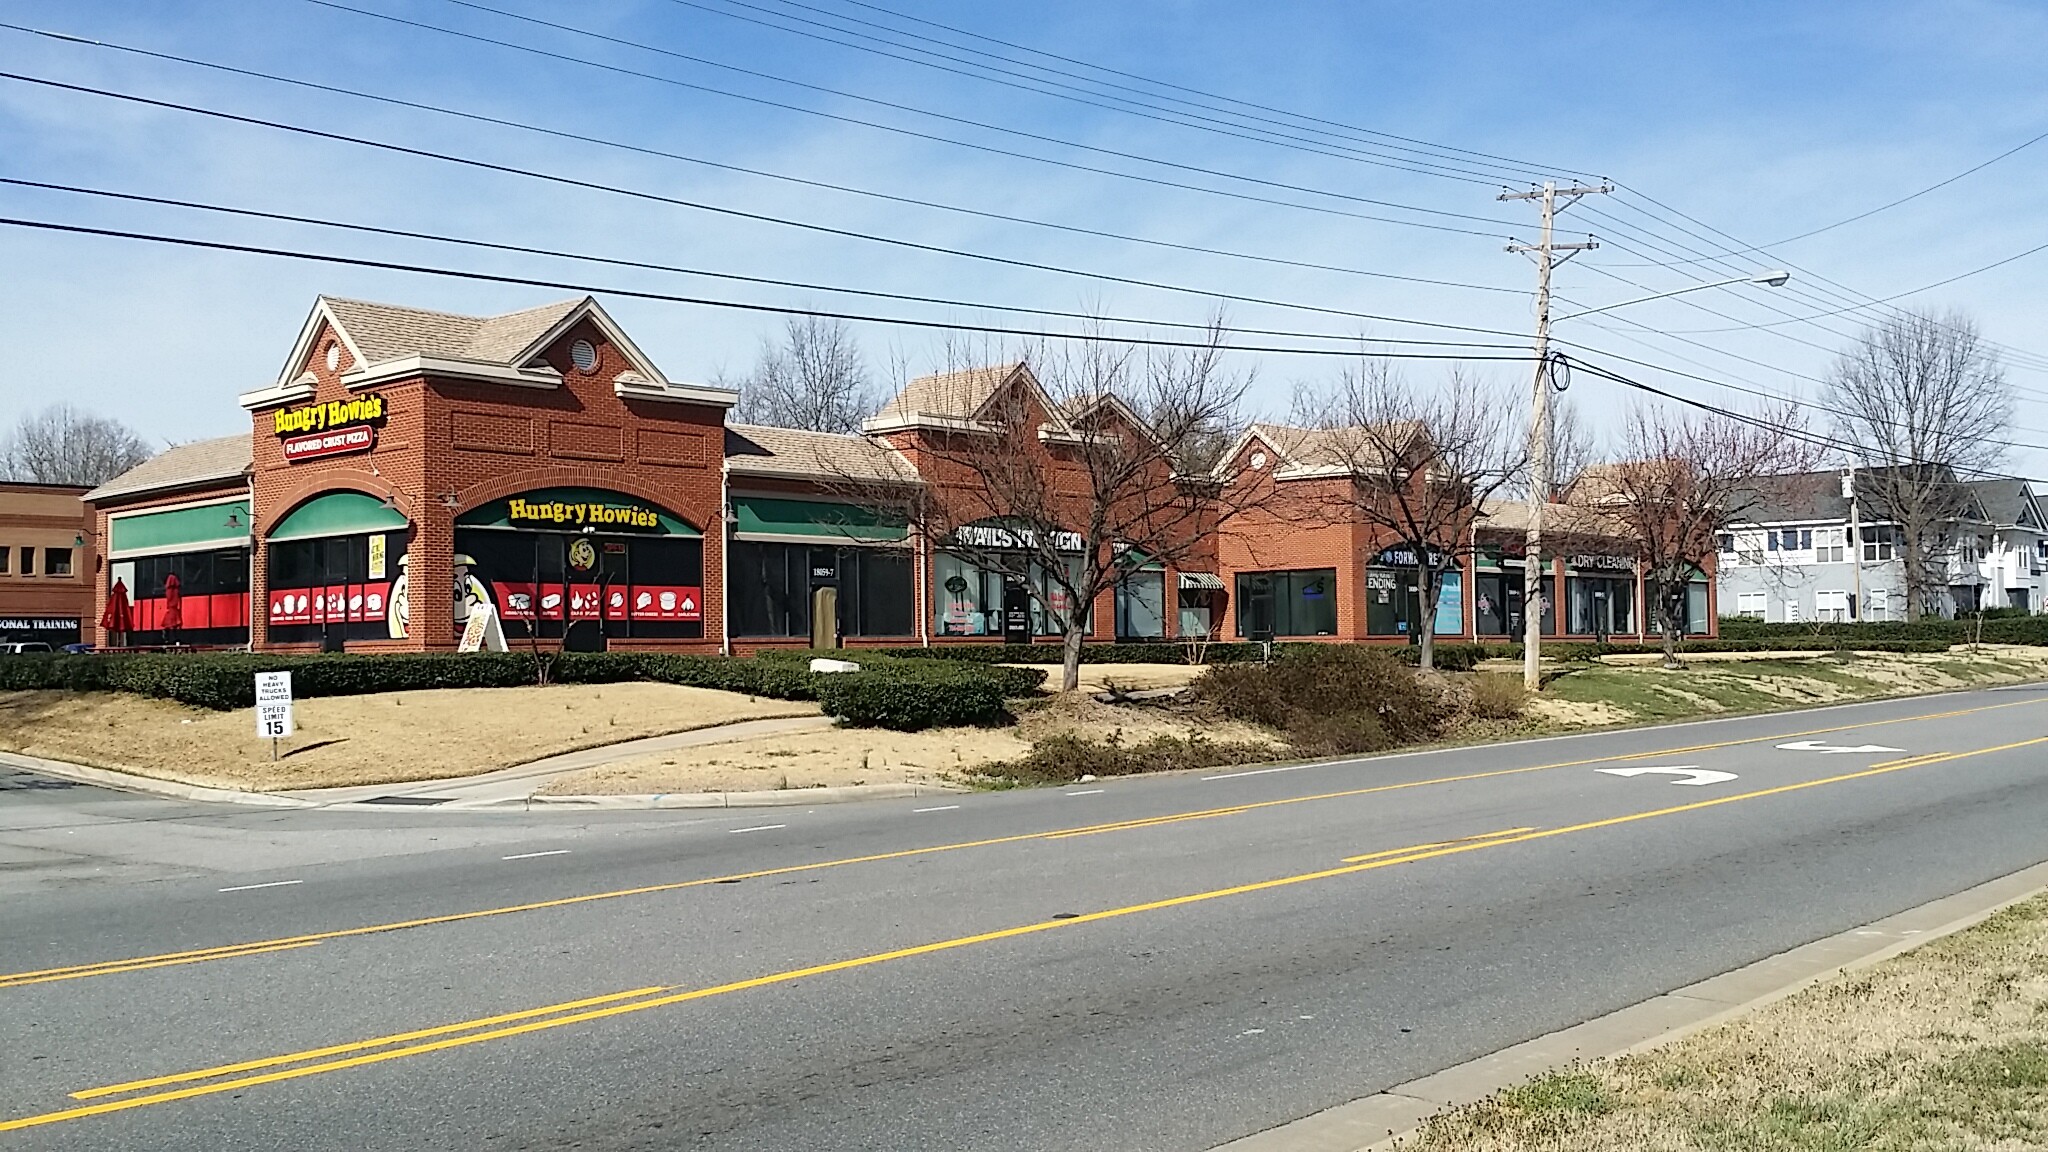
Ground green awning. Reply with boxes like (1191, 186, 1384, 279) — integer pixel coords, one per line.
(458, 487, 699, 536)
(269, 491, 410, 541)
(108, 497, 251, 555)
(731, 495, 906, 542)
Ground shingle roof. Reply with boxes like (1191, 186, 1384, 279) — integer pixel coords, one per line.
(1967, 478, 2037, 527)
(874, 363, 1024, 424)
(1248, 421, 1425, 474)
(84, 435, 252, 504)
(1476, 497, 1633, 540)
(724, 424, 917, 484)
(323, 296, 585, 366)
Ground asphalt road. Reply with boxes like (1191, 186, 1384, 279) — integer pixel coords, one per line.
(5, 685, 2048, 1150)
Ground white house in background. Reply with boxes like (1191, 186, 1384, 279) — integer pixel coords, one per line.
(1717, 470, 2046, 622)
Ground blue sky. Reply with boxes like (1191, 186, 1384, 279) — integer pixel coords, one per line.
(2, 0, 2045, 474)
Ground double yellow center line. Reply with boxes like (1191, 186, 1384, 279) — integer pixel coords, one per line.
(6, 732, 2040, 1135)
(1, 697, 2033, 992)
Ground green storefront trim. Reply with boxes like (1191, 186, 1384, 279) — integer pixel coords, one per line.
(108, 497, 252, 555)
(459, 486, 700, 536)
(731, 495, 906, 542)
(269, 491, 410, 541)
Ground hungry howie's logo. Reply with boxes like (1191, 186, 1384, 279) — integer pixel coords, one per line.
(507, 498, 660, 530)
(274, 393, 388, 437)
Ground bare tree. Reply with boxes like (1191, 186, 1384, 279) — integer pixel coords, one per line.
(1295, 358, 1528, 669)
(1, 404, 152, 486)
(837, 323, 1256, 692)
(1825, 309, 2012, 618)
(730, 316, 881, 433)
(1601, 403, 1823, 665)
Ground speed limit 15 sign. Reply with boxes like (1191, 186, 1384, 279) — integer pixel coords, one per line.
(254, 671, 294, 739)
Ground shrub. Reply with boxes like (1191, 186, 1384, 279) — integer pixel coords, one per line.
(0, 649, 1042, 733)
(982, 732, 1273, 785)
(1396, 643, 1519, 672)
(1190, 645, 1445, 756)
(811, 660, 1021, 730)
(909, 641, 1273, 666)
(1468, 673, 1528, 720)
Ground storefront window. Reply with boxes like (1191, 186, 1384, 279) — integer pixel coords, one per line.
(267, 532, 405, 644)
(933, 551, 1088, 637)
(1235, 568, 1337, 638)
(1115, 570, 1167, 640)
(731, 541, 912, 639)
(1567, 575, 1636, 636)
(456, 528, 705, 643)
(116, 547, 251, 646)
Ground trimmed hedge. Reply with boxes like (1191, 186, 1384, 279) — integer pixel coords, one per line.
(1719, 616, 2048, 645)
(0, 649, 1045, 731)
(1547, 637, 1950, 661)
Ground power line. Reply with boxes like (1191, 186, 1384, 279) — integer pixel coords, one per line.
(0, 215, 1539, 360)
(638, 0, 1524, 187)
(0, 176, 1531, 349)
(6, 24, 1525, 293)
(792, 0, 1602, 183)
(300, 1, 1528, 234)
(1660, 237, 2048, 334)
(1600, 124, 2048, 268)
(0, 69, 1552, 341)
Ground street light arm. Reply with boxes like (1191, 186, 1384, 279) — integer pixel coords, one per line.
(1552, 272, 1790, 323)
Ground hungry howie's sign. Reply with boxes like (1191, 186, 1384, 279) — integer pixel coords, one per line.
(507, 498, 661, 530)
(276, 394, 388, 462)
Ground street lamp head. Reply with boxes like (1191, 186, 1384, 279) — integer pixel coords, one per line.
(1753, 270, 1792, 288)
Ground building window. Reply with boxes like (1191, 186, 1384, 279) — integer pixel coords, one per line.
(932, 552, 1088, 638)
(1114, 570, 1167, 640)
(1567, 575, 1635, 635)
(114, 548, 251, 644)
(730, 541, 911, 639)
(453, 529, 705, 643)
(1815, 590, 1849, 621)
(1235, 568, 1337, 638)
(43, 548, 73, 577)
(266, 533, 397, 644)
(1861, 525, 1895, 562)
(0, 548, 9, 575)
(18, 546, 33, 576)
(1815, 528, 1846, 563)
(1736, 591, 1766, 619)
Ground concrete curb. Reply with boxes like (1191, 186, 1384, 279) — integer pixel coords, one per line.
(0, 751, 316, 808)
(496, 782, 964, 810)
(1211, 856, 2048, 1152)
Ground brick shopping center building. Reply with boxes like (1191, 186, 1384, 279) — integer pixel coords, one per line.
(78, 294, 1714, 653)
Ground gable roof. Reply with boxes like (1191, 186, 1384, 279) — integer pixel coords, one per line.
(724, 424, 918, 484)
(244, 295, 733, 410)
(1728, 465, 1984, 525)
(867, 363, 1038, 431)
(84, 435, 252, 504)
(1215, 421, 1425, 480)
(1966, 478, 2042, 529)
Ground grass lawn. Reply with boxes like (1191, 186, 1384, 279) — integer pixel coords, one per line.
(1539, 646, 2048, 726)
(1400, 893, 2048, 1150)
(0, 684, 818, 792)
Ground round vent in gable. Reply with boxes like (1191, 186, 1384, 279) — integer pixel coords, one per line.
(570, 339, 599, 373)
(324, 343, 341, 371)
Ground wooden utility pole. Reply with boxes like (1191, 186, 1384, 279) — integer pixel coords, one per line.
(1502, 180, 1609, 689)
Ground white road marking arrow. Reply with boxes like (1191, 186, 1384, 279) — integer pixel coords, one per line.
(1775, 740, 1906, 755)
(1596, 766, 1738, 787)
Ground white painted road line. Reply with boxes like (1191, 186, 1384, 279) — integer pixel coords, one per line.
(913, 805, 960, 813)
(502, 850, 571, 861)
(1064, 789, 1105, 796)
(728, 824, 787, 834)
(1202, 764, 1307, 781)
(217, 880, 302, 893)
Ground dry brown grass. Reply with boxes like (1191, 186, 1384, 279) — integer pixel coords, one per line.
(0, 685, 818, 791)
(1403, 894, 2048, 1151)
(540, 690, 1279, 796)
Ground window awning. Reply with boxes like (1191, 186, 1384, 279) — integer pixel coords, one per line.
(1178, 572, 1226, 591)
(269, 491, 409, 541)
(731, 495, 906, 542)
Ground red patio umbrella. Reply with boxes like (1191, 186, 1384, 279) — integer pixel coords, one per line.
(161, 571, 183, 639)
(100, 578, 134, 643)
